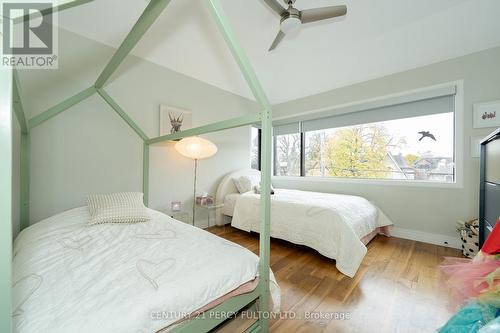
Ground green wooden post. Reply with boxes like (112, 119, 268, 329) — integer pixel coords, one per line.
(148, 113, 260, 144)
(143, 142, 150, 206)
(94, 0, 172, 88)
(171, 289, 260, 333)
(28, 86, 96, 129)
(0, 68, 13, 333)
(12, 0, 94, 23)
(206, 1, 273, 332)
(258, 108, 272, 330)
(96, 88, 149, 141)
(12, 71, 28, 134)
(204, 2, 271, 110)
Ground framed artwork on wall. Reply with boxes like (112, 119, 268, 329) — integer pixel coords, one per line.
(473, 100, 500, 129)
(159, 104, 192, 136)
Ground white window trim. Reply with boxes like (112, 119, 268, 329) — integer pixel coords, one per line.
(272, 80, 465, 189)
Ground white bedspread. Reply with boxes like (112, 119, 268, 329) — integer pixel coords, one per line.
(13, 207, 280, 333)
(231, 189, 393, 277)
(223, 193, 240, 217)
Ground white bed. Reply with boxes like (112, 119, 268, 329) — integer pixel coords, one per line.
(12, 207, 280, 333)
(215, 170, 393, 277)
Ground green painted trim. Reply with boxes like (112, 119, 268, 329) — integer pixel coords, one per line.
(170, 289, 260, 333)
(8, 0, 93, 23)
(20, 134, 30, 230)
(0, 68, 13, 333)
(143, 142, 149, 206)
(148, 113, 260, 145)
(12, 71, 28, 134)
(3, 2, 274, 333)
(28, 86, 96, 129)
(205, 0, 271, 111)
(94, 0, 172, 88)
(206, 1, 273, 332)
(258, 108, 272, 331)
(244, 320, 262, 333)
(96, 88, 149, 141)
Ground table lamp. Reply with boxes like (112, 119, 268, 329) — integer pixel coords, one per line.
(175, 136, 217, 225)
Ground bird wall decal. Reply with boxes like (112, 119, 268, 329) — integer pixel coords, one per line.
(418, 131, 437, 141)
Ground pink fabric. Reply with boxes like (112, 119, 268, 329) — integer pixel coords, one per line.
(159, 278, 260, 332)
(361, 226, 390, 245)
(186, 278, 259, 317)
(440, 255, 500, 308)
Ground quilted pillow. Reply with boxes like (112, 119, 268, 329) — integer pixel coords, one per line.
(86, 192, 150, 225)
(233, 175, 260, 193)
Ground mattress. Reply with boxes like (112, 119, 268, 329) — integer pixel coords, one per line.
(223, 193, 241, 216)
(13, 207, 280, 333)
(231, 189, 393, 277)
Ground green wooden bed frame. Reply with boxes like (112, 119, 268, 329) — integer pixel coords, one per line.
(0, 0, 273, 332)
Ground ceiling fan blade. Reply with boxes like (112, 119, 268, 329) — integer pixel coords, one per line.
(301, 5, 347, 24)
(262, 0, 287, 16)
(269, 30, 285, 51)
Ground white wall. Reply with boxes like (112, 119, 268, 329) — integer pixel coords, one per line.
(14, 28, 257, 231)
(272, 46, 500, 242)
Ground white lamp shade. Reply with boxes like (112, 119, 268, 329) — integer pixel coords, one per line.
(174, 137, 217, 160)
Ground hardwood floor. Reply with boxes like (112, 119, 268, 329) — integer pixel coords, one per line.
(208, 226, 462, 333)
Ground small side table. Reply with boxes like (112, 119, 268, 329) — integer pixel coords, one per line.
(162, 209, 191, 225)
(196, 203, 224, 228)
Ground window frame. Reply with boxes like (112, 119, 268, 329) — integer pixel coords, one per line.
(250, 127, 262, 171)
(267, 82, 464, 188)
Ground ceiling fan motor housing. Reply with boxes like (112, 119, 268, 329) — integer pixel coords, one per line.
(280, 7, 301, 33)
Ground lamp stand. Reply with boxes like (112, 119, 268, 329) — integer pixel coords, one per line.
(192, 158, 198, 226)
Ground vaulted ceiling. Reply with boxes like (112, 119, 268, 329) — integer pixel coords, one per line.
(57, 0, 500, 104)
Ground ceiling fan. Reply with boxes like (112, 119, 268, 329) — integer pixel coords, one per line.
(263, 0, 347, 51)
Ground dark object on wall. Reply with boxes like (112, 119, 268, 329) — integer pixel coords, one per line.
(479, 128, 500, 247)
(418, 131, 436, 141)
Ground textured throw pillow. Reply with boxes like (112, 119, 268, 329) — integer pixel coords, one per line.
(232, 177, 246, 193)
(254, 183, 275, 195)
(86, 192, 150, 225)
(233, 175, 260, 193)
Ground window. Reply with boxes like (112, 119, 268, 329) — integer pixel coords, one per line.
(304, 112, 455, 182)
(274, 133, 301, 176)
(250, 126, 260, 170)
(266, 92, 457, 183)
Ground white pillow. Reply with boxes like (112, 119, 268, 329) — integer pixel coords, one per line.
(232, 175, 260, 193)
(86, 192, 150, 225)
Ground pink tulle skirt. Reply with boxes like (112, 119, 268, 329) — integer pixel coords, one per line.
(440, 254, 500, 309)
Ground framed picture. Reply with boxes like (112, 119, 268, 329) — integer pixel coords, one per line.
(470, 135, 484, 158)
(473, 100, 500, 129)
(159, 104, 192, 136)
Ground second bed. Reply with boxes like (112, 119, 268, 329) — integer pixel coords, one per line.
(216, 170, 393, 277)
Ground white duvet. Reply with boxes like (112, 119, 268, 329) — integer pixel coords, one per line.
(231, 189, 393, 277)
(13, 207, 280, 333)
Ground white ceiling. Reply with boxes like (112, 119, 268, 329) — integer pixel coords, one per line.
(57, 0, 500, 104)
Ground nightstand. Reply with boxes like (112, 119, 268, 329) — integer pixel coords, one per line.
(162, 209, 191, 224)
(196, 203, 224, 228)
